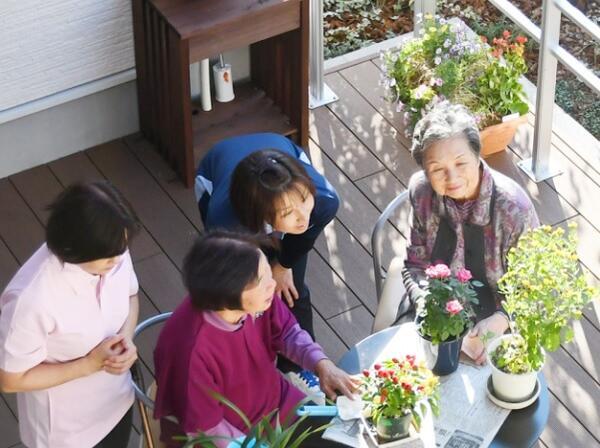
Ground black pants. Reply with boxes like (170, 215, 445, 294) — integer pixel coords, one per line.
(290, 252, 314, 339)
(94, 407, 133, 448)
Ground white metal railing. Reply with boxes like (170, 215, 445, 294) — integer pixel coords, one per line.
(308, 0, 338, 109)
(413, 0, 600, 182)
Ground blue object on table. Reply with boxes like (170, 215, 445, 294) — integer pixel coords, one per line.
(296, 405, 338, 417)
(226, 436, 267, 448)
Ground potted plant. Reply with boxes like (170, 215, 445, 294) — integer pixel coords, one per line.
(183, 393, 328, 448)
(382, 15, 529, 155)
(416, 264, 480, 375)
(488, 223, 597, 402)
(360, 355, 440, 443)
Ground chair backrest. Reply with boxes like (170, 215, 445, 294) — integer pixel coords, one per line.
(130, 312, 173, 448)
(131, 312, 172, 409)
(371, 191, 409, 301)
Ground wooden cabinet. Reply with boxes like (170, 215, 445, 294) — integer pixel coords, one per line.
(132, 0, 309, 187)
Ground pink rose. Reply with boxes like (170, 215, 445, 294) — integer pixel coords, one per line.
(445, 299, 464, 315)
(456, 268, 473, 283)
(425, 263, 451, 279)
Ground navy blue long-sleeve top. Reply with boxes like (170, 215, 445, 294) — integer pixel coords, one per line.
(195, 133, 339, 268)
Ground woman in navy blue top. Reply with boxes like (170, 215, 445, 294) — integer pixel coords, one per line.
(195, 133, 340, 341)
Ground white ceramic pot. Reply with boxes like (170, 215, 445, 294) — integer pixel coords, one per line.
(487, 334, 540, 403)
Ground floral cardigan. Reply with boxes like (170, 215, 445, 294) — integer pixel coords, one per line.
(403, 161, 540, 308)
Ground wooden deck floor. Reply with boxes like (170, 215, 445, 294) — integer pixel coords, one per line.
(1, 57, 599, 448)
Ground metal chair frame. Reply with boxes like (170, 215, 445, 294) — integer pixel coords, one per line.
(130, 312, 173, 448)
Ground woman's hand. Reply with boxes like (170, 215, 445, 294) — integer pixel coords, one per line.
(103, 336, 138, 375)
(314, 359, 360, 401)
(85, 335, 126, 374)
(271, 263, 299, 307)
(462, 312, 510, 365)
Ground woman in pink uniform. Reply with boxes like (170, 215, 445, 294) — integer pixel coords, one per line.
(0, 182, 141, 448)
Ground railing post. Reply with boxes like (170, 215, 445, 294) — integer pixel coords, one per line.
(413, 0, 437, 35)
(308, 0, 338, 109)
(517, 0, 563, 182)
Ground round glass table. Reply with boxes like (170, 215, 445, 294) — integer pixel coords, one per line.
(338, 325, 549, 448)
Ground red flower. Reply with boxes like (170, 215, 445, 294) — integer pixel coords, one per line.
(392, 357, 399, 364)
(515, 35, 528, 44)
(363, 369, 370, 377)
(445, 299, 464, 315)
(406, 355, 416, 366)
(378, 370, 388, 378)
(374, 363, 381, 370)
(456, 268, 472, 283)
(401, 382, 412, 392)
(425, 264, 451, 280)
(392, 377, 399, 384)
(418, 385, 425, 392)
(503, 30, 511, 39)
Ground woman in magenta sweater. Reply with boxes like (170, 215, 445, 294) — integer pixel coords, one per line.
(153, 232, 356, 447)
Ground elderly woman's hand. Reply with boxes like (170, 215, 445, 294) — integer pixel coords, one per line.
(462, 312, 510, 365)
(314, 359, 360, 401)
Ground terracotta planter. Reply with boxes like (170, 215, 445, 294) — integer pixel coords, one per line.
(480, 115, 528, 157)
(376, 414, 412, 442)
(487, 334, 541, 402)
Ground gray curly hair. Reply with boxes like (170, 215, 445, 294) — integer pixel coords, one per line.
(410, 102, 480, 166)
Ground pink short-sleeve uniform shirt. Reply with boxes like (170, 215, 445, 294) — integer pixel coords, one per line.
(0, 244, 138, 448)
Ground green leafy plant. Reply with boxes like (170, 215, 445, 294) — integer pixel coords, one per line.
(383, 15, 530, 135)
(360, 355, 440, 430)
(494, 223, 597, 373)
(416, 264, 480, 344)
(183, 392, 328, 448)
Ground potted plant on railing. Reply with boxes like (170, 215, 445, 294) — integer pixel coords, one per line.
(487, 223, 597, 403)
(382, 15, 530, 156)
(416, 264, 480, 376)
(360, 355, 440, 444)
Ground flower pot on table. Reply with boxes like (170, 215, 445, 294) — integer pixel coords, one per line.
(480, 115, 528, 157)
(487, 334, 540, 402)
(418, 330, 464, 376)
(376, 413, 412, 442)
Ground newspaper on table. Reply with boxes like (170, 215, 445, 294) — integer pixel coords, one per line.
(323, 324, 510, 448)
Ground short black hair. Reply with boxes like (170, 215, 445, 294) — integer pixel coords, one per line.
(46, 181, 140, 263)
(183, 231, 273, 311)
(230, 149, 316, 233)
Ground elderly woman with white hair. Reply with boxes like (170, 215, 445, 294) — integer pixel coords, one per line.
(400, 102, 539, 364)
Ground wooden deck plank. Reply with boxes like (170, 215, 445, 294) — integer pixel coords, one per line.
(327, 305, 374, 351)
(486, 150, 578, 226)
(354, 169, 411, 238)
(0, 238, 19, 293)
(563, 316, 600, 384)
(313, 310, 349, 364)
(338, 60, 413, 150)
(314, 219, 379, 314)
(306, 251, 361, 319)
(308, 140, 407, 270)
(325, 72, 419, 185)
(123, 134, 204, 232)
(0, 179, 45, 264)
(543, 347, 600, 441)
(87, 140, 197, 269)
(541, 392, 600, 447)
(133, 253, 186, 314)
(309, 106, 384, 181)
(9, 165, 63, 225)
(48, 151, 162, 263)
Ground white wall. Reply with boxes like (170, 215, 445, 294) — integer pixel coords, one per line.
(0, 0, 134, 111)
(0, 0, 250, 178)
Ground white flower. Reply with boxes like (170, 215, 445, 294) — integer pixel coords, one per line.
(396, 101, 405, 112)
(389, 78, 397, 87)
(443, 39, 451, 48)
(413, 84, 429, 99)
(435, 48, 442, 55)
(434, 56, 442, 65)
